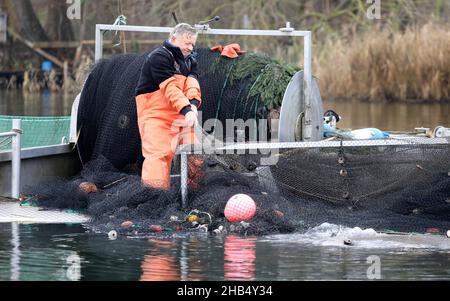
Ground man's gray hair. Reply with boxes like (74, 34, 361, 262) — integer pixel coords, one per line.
(169, 23, 198, 39)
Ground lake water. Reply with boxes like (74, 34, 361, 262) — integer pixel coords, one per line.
(1, 222, 450, 281)
(1, 90, 450, 131)
(1, 90, 450, 281)
(0, 90, 76, 117)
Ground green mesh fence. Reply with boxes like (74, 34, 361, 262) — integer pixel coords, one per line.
(0, 115, 71, 151)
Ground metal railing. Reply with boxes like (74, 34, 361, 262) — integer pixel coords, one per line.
(0, 119, 21, 198)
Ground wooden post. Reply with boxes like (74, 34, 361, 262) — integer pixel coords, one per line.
(7, 29, 65, 69)
(63, 60, 70, 91)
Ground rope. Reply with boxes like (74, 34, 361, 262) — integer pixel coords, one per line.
(111, 0, 127, 51)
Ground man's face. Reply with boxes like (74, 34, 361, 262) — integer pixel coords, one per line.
(171, 33, 197, 58)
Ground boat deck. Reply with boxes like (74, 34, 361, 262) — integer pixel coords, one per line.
(0, 196, 89, 224)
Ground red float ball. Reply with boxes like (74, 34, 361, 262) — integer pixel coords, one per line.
(224, 194, 257, 223)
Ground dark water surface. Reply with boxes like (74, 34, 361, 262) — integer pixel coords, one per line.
(1, 223, 450, 281)
(1, 90, 450, 281)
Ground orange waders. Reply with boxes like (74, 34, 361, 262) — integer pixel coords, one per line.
(136, 75, 201, 190)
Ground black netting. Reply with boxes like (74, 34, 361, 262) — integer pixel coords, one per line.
(196, 48, 268, 139)
(23, 155, 300, 236)
(22, 49, 450, 237)
(76, 48, 281, 170)
(192, 142, 450, 234)
(23, 142, 450, 236)
(77, 53, 145, 170)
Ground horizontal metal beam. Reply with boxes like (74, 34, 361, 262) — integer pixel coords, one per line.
(0, 132, 16, 138)
(215, 138, 450, 151)
(177, 137, 450, 154)
(0, 144, 73, 162)
(96, 24, 172, 33)
(95, 24, 310, 37)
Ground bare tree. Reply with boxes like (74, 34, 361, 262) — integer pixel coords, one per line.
(45, 0, 74, 41)
(4, 0, 48, 41)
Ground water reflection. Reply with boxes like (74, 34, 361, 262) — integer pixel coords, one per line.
(0, 223, 89, 281)
(140, 239, 180, 281)
(140, 237, 207, 281)
(1, 224, 450, 280)
(139, 236, 259, 281)
(0, 90, 76, 116)
(324, 99, 450, 131)
(9, 222, 21, 281)
(224, 235, 256, 281)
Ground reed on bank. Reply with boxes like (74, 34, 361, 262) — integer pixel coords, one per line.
(315, 22, 450, 102)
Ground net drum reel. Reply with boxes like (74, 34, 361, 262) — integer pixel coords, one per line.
(433, 126, 450, 138)
(278, 71, 324, 142)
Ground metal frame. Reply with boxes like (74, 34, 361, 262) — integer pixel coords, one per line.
(0, 119, 21, 198)
(214, 137, 450, 151)
(95, 23, 313, 202)
(95, 24, 313, 208)
(177, 137, 450, 154)
(94, 24, 312, 117)
(0, 144, 72, 162)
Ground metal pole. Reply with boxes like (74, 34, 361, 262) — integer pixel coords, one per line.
(95, 24, 309, 36)
(303, 32, 312, 140)
(95, 25, 104, 62)
(11, 119, 21, 199)
(180, 151, 188, 209)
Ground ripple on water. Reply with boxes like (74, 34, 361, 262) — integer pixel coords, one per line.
(262, 223, 450, 250)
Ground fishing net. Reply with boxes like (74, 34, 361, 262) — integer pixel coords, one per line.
(76, 53, 145, 170)
(76, 48, 298, 169)
(22, 49, 450, 237)
(22, 140, 450, 237)
(192, 141, 450, 234)
(22, 154, 300, 236)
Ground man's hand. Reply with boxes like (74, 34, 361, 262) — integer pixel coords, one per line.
(185, 111, 198, 128)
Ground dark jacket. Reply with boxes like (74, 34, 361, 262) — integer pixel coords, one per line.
(135, 40, 199, 107)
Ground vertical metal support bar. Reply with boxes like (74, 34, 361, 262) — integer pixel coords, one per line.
(303, 31, 312, 140)
(180, 151, 188, 209)
(95, 25, 103, 62)
(11, 119, 21, 199)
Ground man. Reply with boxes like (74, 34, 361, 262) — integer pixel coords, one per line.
(135, 23, 202, 189)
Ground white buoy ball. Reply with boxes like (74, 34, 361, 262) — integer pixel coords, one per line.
(108, 230, 118, 240)
(446, 230, 450, 238)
